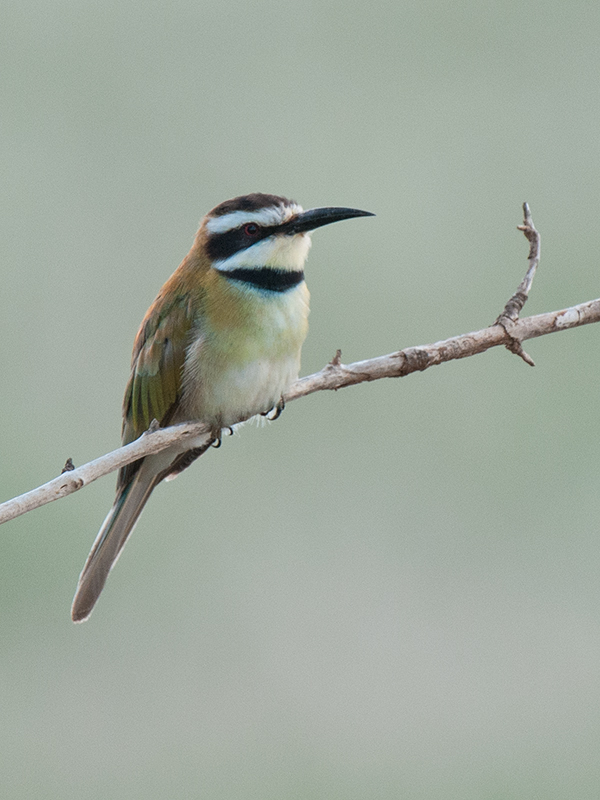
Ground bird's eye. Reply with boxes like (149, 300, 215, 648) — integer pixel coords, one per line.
(244, 223, 259, 236)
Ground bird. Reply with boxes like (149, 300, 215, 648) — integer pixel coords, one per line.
(71, 193, 374, 622)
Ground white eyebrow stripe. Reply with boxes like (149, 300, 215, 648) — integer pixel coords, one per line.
(205, 204, 303, 234)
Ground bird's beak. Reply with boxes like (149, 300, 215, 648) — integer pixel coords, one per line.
(281, 206, 375, 235)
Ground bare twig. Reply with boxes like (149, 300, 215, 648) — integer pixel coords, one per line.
(0, 205, 597, 527)
(494, 202, 541, 366)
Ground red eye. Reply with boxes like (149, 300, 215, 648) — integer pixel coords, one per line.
(244, 223, 259, 236)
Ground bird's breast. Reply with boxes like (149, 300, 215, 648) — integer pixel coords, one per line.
(182, 276, 309, 427)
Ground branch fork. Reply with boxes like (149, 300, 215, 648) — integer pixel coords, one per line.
(494, 202, 541, 366)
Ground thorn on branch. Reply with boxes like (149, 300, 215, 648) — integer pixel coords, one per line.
(505, 338, 535, 367)
(326, 349, 344, 389)
(61, 458, 75, 473)
(329, 349, 342, 367)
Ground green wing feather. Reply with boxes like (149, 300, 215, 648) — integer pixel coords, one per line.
(119, 291, 195, 488)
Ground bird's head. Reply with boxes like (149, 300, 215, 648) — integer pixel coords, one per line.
(195, 193, 374, 275)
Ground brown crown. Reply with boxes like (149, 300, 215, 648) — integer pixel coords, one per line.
(208, 193, 296, 218)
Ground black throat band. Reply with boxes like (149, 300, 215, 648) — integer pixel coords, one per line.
(218, 268, 305, 293)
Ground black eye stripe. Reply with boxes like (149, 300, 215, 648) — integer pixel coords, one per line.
(206, 225, 274, 261)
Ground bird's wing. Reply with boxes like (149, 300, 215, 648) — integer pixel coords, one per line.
(118, 290, 196, 488)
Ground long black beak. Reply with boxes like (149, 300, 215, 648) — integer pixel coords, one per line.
(281, 206, 375, 235)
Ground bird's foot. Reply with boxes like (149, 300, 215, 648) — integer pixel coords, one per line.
(261, 397, 285, 421)
(211, 426, 234, 448)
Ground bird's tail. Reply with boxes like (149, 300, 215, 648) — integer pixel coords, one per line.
(71, 459, 159, 622)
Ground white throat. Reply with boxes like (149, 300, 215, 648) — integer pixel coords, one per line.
(213, 233, 312, 273)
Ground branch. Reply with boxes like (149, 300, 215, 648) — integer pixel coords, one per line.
(494, 202, 541, 366)
(1, 205, 598, 526)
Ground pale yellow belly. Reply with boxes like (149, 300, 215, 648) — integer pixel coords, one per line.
(194, 353, 301, 426)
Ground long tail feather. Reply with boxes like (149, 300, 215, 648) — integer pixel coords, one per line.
(71, 461, 159, 622)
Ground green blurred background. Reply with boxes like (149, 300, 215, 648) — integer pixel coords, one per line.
(2, 1, 600, 797)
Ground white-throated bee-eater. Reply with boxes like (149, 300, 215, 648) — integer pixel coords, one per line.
(71, 193, 374, 622)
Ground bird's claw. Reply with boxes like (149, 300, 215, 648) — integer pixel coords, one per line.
(211, 427, 234, 448)
(260, 397, 285, 421)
